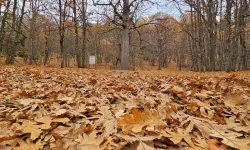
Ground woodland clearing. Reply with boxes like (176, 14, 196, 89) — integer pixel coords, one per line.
(0, 66, 250, 150)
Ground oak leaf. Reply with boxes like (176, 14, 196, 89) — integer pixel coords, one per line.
(75, 131, 106, 150)
(12, 120, 51, 140)
(210, 125, 250, 150)
(164, 128, 195, 148)
(117, 108, 165, 133)
(12, 139, 44, 150)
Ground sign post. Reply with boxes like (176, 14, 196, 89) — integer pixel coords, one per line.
(89, 56, 96, 69)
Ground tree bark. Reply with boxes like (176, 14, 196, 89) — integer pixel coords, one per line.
(5, 0, 17, 64)
(81, 0, 87, 68)
(0, 0, 11, 54)
(73, 0, 81, 68)
(224, 0, 232, 71)
(157, 38, 162, 70)
(238, 0, 248, 70)
(44, 27, 50, 65)
(120, 0, 130, 69)
(59, 0, 66, 68)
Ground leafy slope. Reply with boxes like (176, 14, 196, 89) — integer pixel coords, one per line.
(0, 66, 250, 150)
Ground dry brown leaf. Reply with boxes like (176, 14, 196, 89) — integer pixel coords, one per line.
(163, 128, 195, 148)
(75, 130, 106, 150)
(12, 139, 44, 150)
(0, 135, 18, 144)
(0, 123, 18, 144)
(53, 118, 70, 123)
(17, 98, 44, 106)
(223, 92, 249, 107)
(12, 120, 51, 140)
(207, 139, 223, 150)
(53, 109, 68, 116)
(210, 125, 250, 150)
(194, 137, 209, 150)
(117, 108, 165, 133)
(2, 66, 250, 150)
(137, 141, 155, 150)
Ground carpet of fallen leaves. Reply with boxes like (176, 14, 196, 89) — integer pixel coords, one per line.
(0, 66, 250, 150)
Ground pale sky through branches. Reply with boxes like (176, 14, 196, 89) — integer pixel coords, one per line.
(147, 0, 183, 20)
(87, 0, 185, 22)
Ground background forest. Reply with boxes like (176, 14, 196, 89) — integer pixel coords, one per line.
(0, 0, 250, 71)
(1, 1, 250, 149)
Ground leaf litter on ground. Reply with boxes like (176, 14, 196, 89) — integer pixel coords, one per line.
(0, 66, 250, 149)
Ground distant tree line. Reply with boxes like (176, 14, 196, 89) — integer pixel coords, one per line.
(0, 0, 250, 71)
(176, 0, 250, 71)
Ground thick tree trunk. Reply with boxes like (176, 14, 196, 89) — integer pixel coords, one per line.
(207, 0, 217, 71)
(120, 0, 130, 69)
(5, 0, 17, 64)
(29, 0, 40, 65)
(239, 0, 248, 70)
(121, 27, 130, 69)
(230, 0, 239, 71)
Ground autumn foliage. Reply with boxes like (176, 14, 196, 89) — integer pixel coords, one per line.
(0, 66, 250, 149)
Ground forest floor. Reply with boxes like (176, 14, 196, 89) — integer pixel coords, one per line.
(0, 66, 250, 150)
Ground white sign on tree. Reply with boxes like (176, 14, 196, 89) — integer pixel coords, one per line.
(89, 56, 96, 65)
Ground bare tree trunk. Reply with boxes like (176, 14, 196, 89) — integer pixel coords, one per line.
(231, 0, 239, 71)
(0, 1, 2, 17)
(120, 0, 130, 69)
(44, 27, 50, 65)
(207, 0, 217, 71)
(225, 0, 232, 71)
(157, 37, 163, 70)
(217, 0, 223, 70)
(238, 0, 248, 70)
(0, 0, 11, 54)
(59, 0, 66, 68)
(29, 0, 40, 65)
(5, 0, 17, 64)
(81, 0, 87, 68)
(73, 0, 81, 68)
(190, 6, 198, 71)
